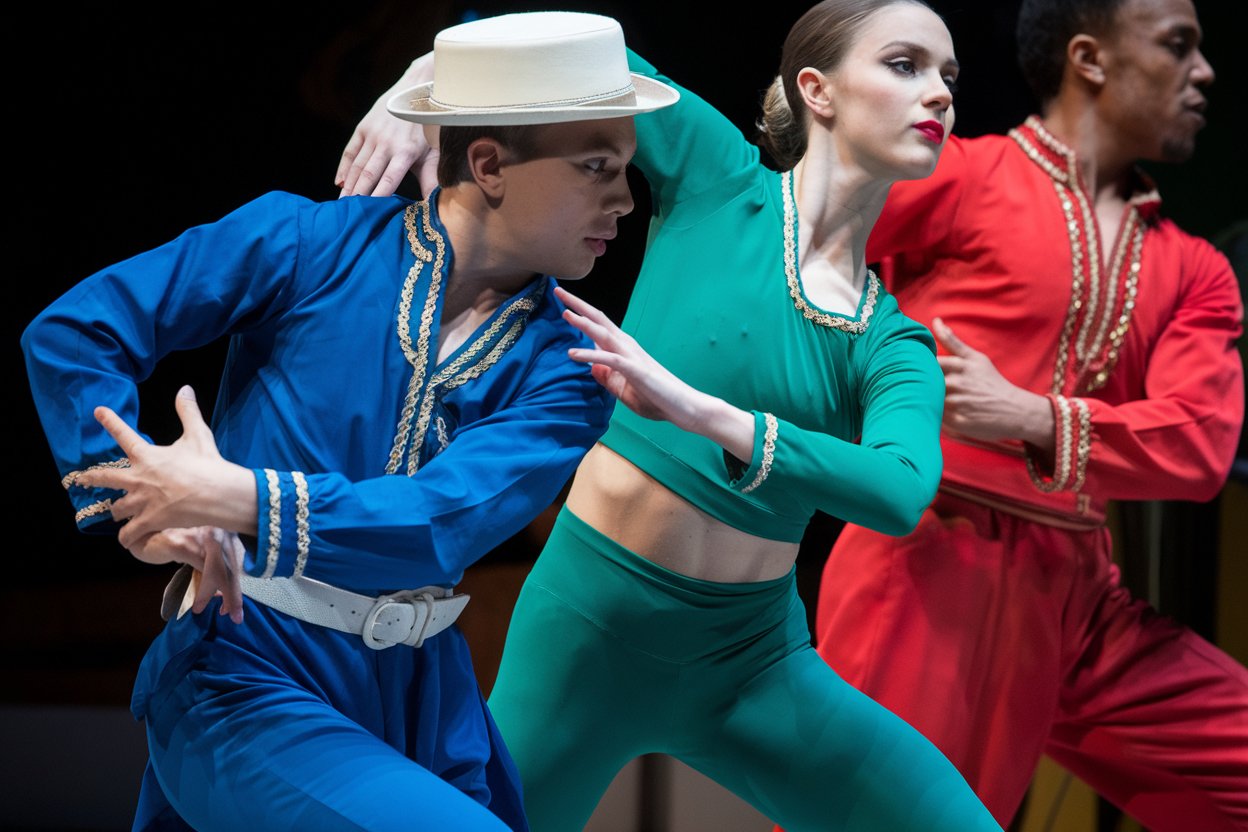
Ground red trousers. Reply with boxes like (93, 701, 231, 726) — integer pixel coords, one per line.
(813, 492, 1248, 831)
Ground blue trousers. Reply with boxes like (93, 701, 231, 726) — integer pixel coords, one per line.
(488, 508, 1001, 832)
(130, 597, 526, 831)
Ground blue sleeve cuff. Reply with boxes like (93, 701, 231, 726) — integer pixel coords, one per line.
(251, 468, 311, 579)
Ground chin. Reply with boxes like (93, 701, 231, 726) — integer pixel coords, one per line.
(891, 156, 942, 181)
(1158, 135, 1198, 164)
(544, 261, 595, 281)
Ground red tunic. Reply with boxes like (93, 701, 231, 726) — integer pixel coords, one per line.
(867, 116, 1242, 524)
(811, 118, 1248, 831)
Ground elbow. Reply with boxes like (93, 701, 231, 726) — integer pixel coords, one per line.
(879, 492, 931, 536)
(20, 315, 44, 363)
(879, 462, 941, 536)
(1186, 467, 1231, 503)
(21, 310, 65, 373)
(1166, 437, 1238, 503)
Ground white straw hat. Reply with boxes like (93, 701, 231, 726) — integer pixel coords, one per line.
(387, 11, 679, 126)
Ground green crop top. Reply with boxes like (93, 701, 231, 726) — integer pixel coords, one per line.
(597, 53, 946, 543)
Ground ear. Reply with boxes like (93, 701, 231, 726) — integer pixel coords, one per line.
(465, 138, 506, 198)
(1067, 33, 1107, 88)
(795, 66, 836, 120)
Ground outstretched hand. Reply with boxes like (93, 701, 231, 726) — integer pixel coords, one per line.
(933, 317, 1054, 452)
(555, 286, 755, 461)
(75, 386, 254, 623)
(335, 53, 439, 197)
(75, 385, 258, 545)
(556, 286, 701, 424)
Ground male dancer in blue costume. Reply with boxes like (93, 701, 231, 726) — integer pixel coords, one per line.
(22, 12, 676, 831)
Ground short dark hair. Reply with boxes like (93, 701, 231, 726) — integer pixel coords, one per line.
(437, 125, 542, 187)
(1016, 0, 1128, 103)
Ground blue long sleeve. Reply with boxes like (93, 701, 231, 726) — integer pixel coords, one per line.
(24, 190, 612, 592)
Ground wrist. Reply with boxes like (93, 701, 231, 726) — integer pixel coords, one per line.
(1016, 390, 1056, 455)
(198, 461, 259, 536)
(689, 395, 755, 463)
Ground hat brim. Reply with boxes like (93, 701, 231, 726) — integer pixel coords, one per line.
(386, 73, 679, 126)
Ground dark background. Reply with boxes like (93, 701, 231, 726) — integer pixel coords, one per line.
(7, 0, 1245, 706)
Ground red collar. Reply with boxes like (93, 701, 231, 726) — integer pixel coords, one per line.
(1010, 116, 1162, 223)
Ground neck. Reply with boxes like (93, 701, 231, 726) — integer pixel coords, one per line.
(1039, 97, 1136, 203)
(792, 131, 892, 279)
(435, 187, 539, 301)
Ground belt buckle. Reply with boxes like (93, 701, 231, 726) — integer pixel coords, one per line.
(361, 588, 441, 650)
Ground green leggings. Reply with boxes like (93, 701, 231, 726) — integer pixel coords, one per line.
(488, 508, 1000, 831)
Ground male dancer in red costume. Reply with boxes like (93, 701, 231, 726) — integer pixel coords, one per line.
(813, 0, 1246, 829)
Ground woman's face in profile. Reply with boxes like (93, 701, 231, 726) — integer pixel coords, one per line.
(820, 2, 959, 181)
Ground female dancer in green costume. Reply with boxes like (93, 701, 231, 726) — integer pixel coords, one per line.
(338, 2, 1000, 829)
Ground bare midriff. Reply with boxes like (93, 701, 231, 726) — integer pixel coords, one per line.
(564, 443, 799, 583)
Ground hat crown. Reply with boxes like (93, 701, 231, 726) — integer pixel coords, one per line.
(430, 12, 633, 110)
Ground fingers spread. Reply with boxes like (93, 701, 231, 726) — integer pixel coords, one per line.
(74, 466, 136, 491)
(205, 529, 245, 624)
(340, 140, 377, 197)
(336, 132, 367, 186)
(191, 537, 215, 615)
(116, 513, 147, 550)
(174, 386, 215, 446)
(935, 355, 963, 379)
(554, 286, 612, 326)
(562, 310, 616, 347)
(93, 406, 150, 459)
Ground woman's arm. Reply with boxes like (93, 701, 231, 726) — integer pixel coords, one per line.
(334, 46, 759, 214)
(557, 287, 945, 535)
(336, 51, 439, 197)
(556, 286, 755, 461)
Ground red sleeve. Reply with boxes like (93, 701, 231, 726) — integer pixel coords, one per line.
(1034, 239, 1244, 502)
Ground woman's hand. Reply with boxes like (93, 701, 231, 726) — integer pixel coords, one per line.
(555, 286, 755, 461)
(335, 52, 440, 197)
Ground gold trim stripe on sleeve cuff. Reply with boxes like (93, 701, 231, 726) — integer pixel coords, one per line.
(74, 499, 114, 524)
(1027, 395, 1075, 493)
(291, 471, 311, 578)
(740, 413, 778, 495)
(260, 469, 282, 579)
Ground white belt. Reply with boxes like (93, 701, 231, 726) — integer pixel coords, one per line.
(238, 574, 470, 649)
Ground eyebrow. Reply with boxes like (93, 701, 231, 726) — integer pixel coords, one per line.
(577, 135, 636, 158)
(878, 40, 961, 72)
(1163, 22, 1202, 43)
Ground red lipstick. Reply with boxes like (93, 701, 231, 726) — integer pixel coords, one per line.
(914, 121, 945, 143)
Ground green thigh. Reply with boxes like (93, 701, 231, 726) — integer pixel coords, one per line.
(488, 508, 999, 832)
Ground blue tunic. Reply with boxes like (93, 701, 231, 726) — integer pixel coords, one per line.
(22, 190, 612, 831)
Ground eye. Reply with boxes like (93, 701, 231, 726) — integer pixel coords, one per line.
(886, 58, 917, 76)
(943, 76, 960, 94)
(1164, 33, 1197, 59)
(1167, 40, 1191, 58)
(584, 158, 608, 174)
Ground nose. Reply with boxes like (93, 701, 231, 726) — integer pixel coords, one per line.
(1191, 48, 1215, 87)
(923, 70, 953, 113)
(606, 172, 634, 217)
